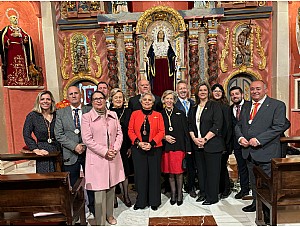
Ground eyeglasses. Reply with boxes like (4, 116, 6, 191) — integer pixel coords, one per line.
(92, 97, 105, 102)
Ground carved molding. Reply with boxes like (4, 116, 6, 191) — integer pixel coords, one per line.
(220, 28, 230, 73)
(63, 75, 99, 99)
(136, 6, 186, 34)
(61, 36, 69, 80)
(91, 35, 102, 78)
(255, 26, 267, 70)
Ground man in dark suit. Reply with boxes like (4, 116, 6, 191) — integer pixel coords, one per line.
(175, 80, 197, 198)
(54, 86, 94, 218)
(97, 81, 110, 108)
(128, 79, 163, 112)
(229, 86, 250, 200)
(235, 80, 289, 220)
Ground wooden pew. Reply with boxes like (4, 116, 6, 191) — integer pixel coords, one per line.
(254, 157, 300, 226)
(0, 172, 86, 225)
(0, 151, 62, 172)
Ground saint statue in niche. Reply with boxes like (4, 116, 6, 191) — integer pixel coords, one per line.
(236, 25, 252, 66)
(146, 28, 176, 96)
(0, 8, 41, 86)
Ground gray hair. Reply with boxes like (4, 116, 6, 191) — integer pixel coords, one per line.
(161, 90, 178, 104)
(32, 90, 56, 113)
(139, 92, 155, 104)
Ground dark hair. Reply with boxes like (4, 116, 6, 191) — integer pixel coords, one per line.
(90, 90, 106, 103)
(211, 83, 229, 105)
(97, 81, 108, 88)
(194, 81, 211, 106)
(229, 86, 243, 94)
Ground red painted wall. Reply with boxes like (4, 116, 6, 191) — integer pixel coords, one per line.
(289, 1, 300, 138)
(0, 1, 46, 153)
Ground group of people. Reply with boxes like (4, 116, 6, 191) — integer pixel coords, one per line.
(23, 78, 289, 225)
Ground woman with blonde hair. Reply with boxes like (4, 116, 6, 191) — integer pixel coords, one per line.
(23, 90, 60, 173)
(161, 90, 190, 206)
(109, 88, 133, 207)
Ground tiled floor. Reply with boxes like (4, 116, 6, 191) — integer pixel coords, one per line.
(5, 159, 300, 226)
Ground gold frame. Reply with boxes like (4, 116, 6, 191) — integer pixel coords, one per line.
(91, 35, 102, 78)
(220, 28, 230, 73)
(61, 36, 69, 80)
(136, 6, 186, 34)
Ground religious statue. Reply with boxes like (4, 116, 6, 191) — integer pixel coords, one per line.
(146, 29, 176, 95)
(236, 25, 252, 65)
(0, 8, 41, 86)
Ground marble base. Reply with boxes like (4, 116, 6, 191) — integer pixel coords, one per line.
(0, 161, 15, 174)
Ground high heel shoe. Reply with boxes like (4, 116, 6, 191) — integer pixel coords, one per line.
(123, 197, 132, 207)
(107, 216, 117, 225)
(170, 199, 176, 205)
(177, 200, 183, 206)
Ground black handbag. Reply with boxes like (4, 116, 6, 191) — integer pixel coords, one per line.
(182, 157, 187, 170)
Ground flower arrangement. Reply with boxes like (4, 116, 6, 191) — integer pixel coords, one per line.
(55, 99, 70, 109)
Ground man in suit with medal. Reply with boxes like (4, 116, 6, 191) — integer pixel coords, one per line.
(175, 80, 197, 198)
(235, 80, 289, 224)
(128, 79, 163, 112)
(54, 86, 94, 217)
(229, 86, 250, 200)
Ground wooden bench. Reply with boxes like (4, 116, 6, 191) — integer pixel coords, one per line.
(0, 151, 62, 172)
(0, 172, 86, 225)
(254, 157, 300, 226)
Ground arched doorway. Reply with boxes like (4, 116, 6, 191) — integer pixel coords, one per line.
(224, 70, 262, 104)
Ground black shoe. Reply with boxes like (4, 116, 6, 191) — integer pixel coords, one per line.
(242, 203, 256, 212)
(196, 195, 205, 202)
(189, 190, 197, 198)
(235, 190, 249, 199)
(170, 199, 176, 205)
(202, 200, 211, 205)
(220, 190, 232, 199)
(151, 206, 158, 211)
(133, 205, 144, 210)
(177, 200, 183, 206)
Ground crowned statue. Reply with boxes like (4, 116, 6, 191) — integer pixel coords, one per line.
(0, 8, 41, 86)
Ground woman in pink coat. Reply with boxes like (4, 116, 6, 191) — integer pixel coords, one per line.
(82, 90, 125, 226)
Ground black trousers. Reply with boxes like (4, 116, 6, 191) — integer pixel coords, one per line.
(194, 150, 222, 203)
(219, 152, 231, 194)
(132, 146, 162, 208)
(185, 152, 197, 192)
(63, 154, 95, 215)
(233, 148, 249, 193)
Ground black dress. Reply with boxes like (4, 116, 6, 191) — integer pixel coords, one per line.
(23, 111, 60, 173)
(110, 106, 133, 176)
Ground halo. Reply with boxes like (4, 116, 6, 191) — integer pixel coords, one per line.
(5, 8, 19, 20)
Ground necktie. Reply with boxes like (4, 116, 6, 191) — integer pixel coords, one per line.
(236, 105, 241, 121)
(183, 100, 189, 115)
(250, 103, 260, 120)
(74, 108, 80, 128)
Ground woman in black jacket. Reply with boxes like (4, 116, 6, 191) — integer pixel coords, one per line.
(188, 81, 225, 205)
(211, 83, 233, 199)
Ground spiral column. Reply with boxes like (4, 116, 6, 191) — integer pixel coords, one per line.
(207, 19, 219, 86)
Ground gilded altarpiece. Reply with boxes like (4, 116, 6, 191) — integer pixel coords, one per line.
(218, 19, 270, 97)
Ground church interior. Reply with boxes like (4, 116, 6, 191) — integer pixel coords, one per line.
(1, 1, 300, 226)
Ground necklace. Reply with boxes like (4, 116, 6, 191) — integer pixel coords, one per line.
(43, 117, 52, 143)
(165, 108, 174, 131)
(143, 115, 148, 136)
(118, 108, 125, 121)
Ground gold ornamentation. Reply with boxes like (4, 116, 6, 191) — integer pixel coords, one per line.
(63, 75, 98, 99)
(61, 36, 69, 80)
(255, 26, 266, 70)
(258, 1, 266, 6)
(136, 6, 186, 34)
(91, 35, 102, 78)
(220, 28, 230, 73)
(223, 68, 262, 95)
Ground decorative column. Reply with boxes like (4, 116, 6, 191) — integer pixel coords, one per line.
(207, 19, 219, 86)
(104, 25, 119, 89)
(188, 20, 200, 98)
(123, 24, 136, 98)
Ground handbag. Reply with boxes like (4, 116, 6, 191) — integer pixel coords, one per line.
(182, 156, 187, 170)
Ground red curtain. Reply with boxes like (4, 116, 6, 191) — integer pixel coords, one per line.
(152, 58, 174, 97)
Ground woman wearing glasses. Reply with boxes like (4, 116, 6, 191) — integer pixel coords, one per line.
(81, 91, 125, 225)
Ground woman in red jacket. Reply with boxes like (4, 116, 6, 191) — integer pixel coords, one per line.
(128, 92, 165, 211)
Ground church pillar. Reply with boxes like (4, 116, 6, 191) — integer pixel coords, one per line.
(272, 1, 289, 112)
(207, 19, 219, 86)
(188, 20, 200, 98)
(104, 25, 119, 89)
(40, 1, 62, 102)
(123, 24, 136, 97)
